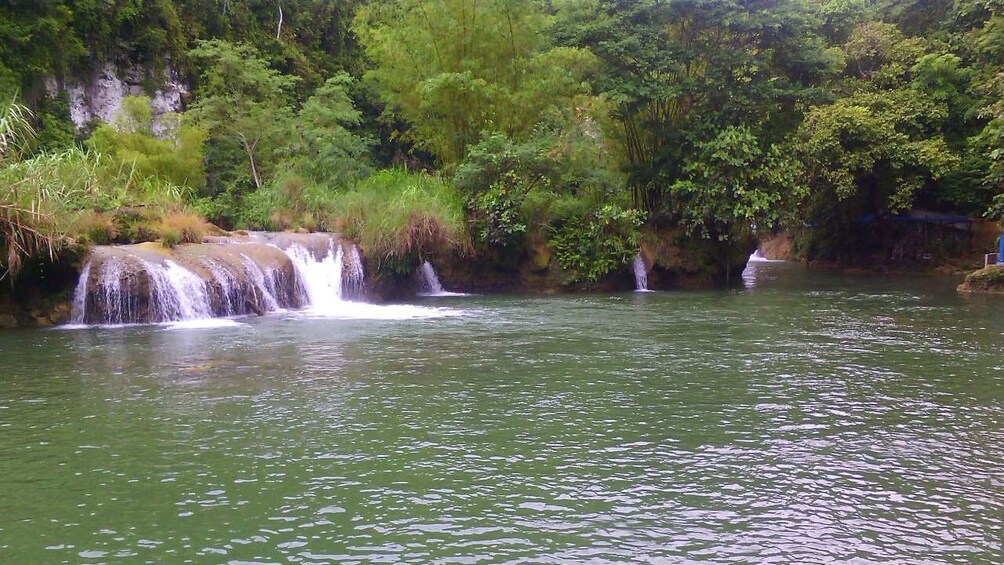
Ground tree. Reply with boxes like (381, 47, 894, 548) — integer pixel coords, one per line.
(188, 39, 296, 194)
(281, 73, 371, 188)
(670, 126, 804, 243)
(553, 0, 833, 215)
(795, 88, 959, 258)
(354, 0, 596, 165)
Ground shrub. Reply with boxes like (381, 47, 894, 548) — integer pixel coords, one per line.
(332, 169, 468, 259)
(159, 211, 207, 246)
(70, 211, 118, 245)
(549, 204, 645, 284)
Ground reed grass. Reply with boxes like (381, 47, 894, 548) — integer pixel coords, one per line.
(332, 169, 469, 258)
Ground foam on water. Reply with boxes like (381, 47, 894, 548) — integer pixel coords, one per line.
(161, 318, 246, 330)
(748, 249, 785, 263)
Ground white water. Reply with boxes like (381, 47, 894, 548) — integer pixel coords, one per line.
(748, 249, 785, 263)
(147, 260, 214, 321)
(417, 261, 468, 296)
(285, 241, 345, 311)
(632, 254, 652, 292)
(69, 260, 91, 324)
(239, 254, 282, 312)
(70, 236, 459, 327)
(344, 245, 366, 298)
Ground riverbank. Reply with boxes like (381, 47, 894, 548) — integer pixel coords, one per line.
(0, 226, 753, 328)
(957, 265, 1004, 294)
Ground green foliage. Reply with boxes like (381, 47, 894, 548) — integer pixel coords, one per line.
(670, 126, 805, 242)
(87, 95, 207, 192)
(553, 0, 833, 213)
(280, 73, 372, 188)
(4, 0, 1004, 278)
(355, 0, 596, 165)
(455, 133, 552, 246)
(0, 93, 35, 163)
(331, 169, 468, 259)
(189, 39, 297, 196)
(550, 204, 645, 284)
(798, 88, 959, 212)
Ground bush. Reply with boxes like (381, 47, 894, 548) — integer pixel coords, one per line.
(159, 211, 207, 247)
(241, 172, 338, 231)
(70, 211, 118, 245)
(332, 168, 468, 259)
(549, 204, 645, 284)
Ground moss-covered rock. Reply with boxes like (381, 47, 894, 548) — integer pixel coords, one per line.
(957, 265, 1004, 294)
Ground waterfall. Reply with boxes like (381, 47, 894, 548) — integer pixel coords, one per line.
(418, 261, 445, 295)
(67, 233, 394, 326)
(69, 260, 91, 325)
(417, 260, 468, 297)
(632, 254, 651, 292)
(146, 260, 214, 321)
(239, 254, 282, 312)
(343, 245, 366, 299)
(284, 240, 345, 311)
(95, 256, 138, 324)
(747, 249, 783, 263)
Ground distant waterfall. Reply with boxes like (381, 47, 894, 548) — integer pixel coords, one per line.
(69, 233, 371, 325)
(632, 254, 651, 292)
(747, 249, 783, 263)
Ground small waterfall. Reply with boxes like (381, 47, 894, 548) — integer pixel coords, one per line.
(146, 260, 214, 321)
(343, 245, 366, 299)
(284, 240, 345, 310)
(418, 261, 445, 295)
(202, 259, 236, 316)
(69, 260, 91, 324)
(632, 254, 651, 292)
(416, 261, 468, 296)
(239, 254, 281, 312)
(96, 256, 138, 324)
(747, 249, 783, 263)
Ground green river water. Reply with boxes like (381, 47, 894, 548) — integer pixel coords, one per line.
(1, 262, 1001, 563)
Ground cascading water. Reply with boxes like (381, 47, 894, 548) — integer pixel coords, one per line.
(284, 240, 345, 311)
(416, 261, 468, 297)
(418, 261, 445, 295)
(69, 260, 91, 325)
(747, 249, 783, 263)
(631, 254, 651, 292)
(68, 233, 458, 327)
(343, 245, 366, 299)
(238, 254, 282, 312)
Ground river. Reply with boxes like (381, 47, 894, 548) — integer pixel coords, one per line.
(1, 262, 1001, 563)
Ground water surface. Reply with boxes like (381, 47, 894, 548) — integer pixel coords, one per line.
(1, 263, 1002, 563)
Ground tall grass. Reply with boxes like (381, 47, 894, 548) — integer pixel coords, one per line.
(332, 169, 469, 258)
(0, 94, 36, 163)
(1, 147, 194, 278)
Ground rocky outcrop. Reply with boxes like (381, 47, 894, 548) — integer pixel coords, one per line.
(44, 63, 187, 134)
(758, 232, 795, 261)
(957, 265, 1004, 294)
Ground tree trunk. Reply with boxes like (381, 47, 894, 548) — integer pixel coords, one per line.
(276, 3, 283, 40)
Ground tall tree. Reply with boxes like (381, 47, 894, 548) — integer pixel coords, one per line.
(354, 0, 596, 165)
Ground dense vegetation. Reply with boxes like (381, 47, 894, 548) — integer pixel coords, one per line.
(1, 0, 1002, 283)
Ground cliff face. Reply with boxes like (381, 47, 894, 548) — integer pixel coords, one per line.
(44, 63, 187, 133)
